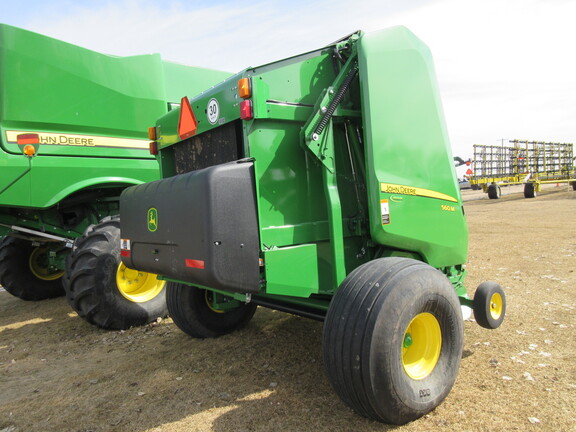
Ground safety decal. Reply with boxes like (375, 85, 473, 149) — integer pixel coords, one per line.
(120, 238, 131, 250)
(380, 199, 391, 225)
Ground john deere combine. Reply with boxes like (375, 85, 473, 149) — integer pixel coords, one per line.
(120, 27, 506, 423)
(0, 24, 230, 329)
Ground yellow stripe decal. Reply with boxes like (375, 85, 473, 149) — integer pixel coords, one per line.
(5, 131, 149, 150)
(380, 182, 458, 203)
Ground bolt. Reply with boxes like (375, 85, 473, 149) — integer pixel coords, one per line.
(320, 106, 327, 113)
(312, 133, 319, 141)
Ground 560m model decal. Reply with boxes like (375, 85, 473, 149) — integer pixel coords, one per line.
(5, 131, 149, 150)
(380, 182, 458, 203)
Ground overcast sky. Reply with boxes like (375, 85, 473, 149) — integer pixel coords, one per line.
(2, 0, 574, 158)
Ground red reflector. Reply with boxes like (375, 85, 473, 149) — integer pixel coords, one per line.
(185, 259, 205, 269)
(466, 169, 473, 175)
(17, 133, 40, 145)
(149, 141, 158, 156)
(178, 97, 198, 139)
(240, 100, 253, 120)
(120, 250, 131, 257)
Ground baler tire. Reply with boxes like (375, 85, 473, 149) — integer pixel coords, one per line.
(166, 282, 257, 338)
(473, 281, 506, 329)
(63, 216, 167, 330)
(0, 237, 65, 300)
(487, 184, 501, 199)
(524, 183, 537, 198)
(323, 257, 464, 425)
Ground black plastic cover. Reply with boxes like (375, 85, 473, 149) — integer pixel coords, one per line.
(120, 160, 260, 293)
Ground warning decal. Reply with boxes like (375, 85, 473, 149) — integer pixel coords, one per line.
(381, 199, 390, 225)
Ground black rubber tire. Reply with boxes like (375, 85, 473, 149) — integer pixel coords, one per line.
(524, 183, 537, 198)
(570, 181, 576, 191)
(166, 282, 257, 338)
(473, 281, 506, 329)
(0, 237, 65, 300)
(323, 257, 464, 425)
(487, 184, 501, 199)
(63, 216, 168, 330)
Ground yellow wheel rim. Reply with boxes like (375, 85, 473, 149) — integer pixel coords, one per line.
(116, 262, 165, 303)
(205, 290, 225, 314)
(402, 312, 442, 380)
(489, 292, 503, 320)
(28, 247, 64, 281)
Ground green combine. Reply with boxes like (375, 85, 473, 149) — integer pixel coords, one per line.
(0, 24, 230, 329)
(120, 27, 506, 423)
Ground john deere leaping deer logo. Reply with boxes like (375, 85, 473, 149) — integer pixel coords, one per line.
(147, 208, 158, 232)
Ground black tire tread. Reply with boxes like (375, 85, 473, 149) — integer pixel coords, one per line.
(63, 216, 167, 330)
(473, 281, 506, 329)
(166, 282, 257, 338)
(0, 236, 65, 300)
(323, 257, 464, 424)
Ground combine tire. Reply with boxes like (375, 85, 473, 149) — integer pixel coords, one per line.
(64, 216, 167, 330)
(0, 237, 65, 300)
(487, 184, 501, 199)
(323, 257, 463, 425)
(473, 281, 506, 329)
(524, 183, 537, 198)
(166, 282, 257, 338)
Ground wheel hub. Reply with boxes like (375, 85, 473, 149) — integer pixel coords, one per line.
(489, 292, 503, 320)
(28, 247, 64, 281)
(116, 262, 165, 303)
(402, 312, 442, 380)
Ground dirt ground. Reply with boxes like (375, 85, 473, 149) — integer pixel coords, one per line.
(1, 185, 575, 432)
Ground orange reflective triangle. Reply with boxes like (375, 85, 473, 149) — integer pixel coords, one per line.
(178, 97, 197, 140)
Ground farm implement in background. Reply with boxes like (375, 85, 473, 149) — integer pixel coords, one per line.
(469, 140, 575, 199)
(0, 24, 230, 329)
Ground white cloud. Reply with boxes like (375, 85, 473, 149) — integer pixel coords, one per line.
(21, 0, 576, 157)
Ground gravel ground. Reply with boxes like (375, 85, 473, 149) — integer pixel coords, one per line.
(0, 184, 575, 432)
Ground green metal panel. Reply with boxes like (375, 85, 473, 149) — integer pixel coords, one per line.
(264, 244, 319, 297)
(358, 27, 468, 267)
(145, 28, 469, 305)
(0, 24, 231, 210)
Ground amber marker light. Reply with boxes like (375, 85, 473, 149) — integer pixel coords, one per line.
(148, 126, 157, 140)
(238, 77, 251, 99)
(23, 144, 37, 156)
